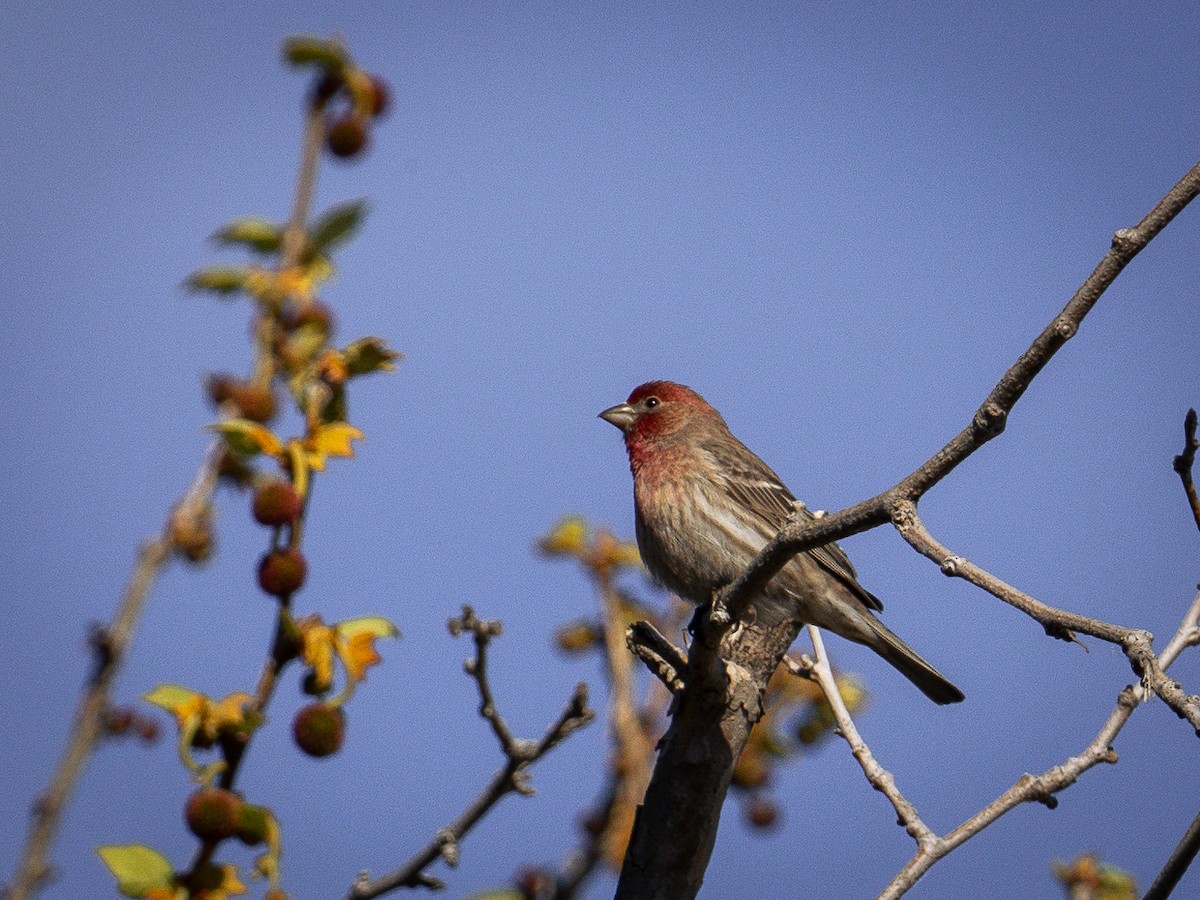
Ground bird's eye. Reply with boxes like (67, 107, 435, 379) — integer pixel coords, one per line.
(644, 397, 660, 409)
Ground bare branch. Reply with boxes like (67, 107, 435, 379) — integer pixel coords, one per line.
(626, 621, 688, 694)
(1174, 408, 1200, 534)
(715, 158, 1200, 629)
(346, 608, 594, 899)
(4, 442, 220, 899)
(880, 590, 1200, 898)
(803, 626, 936, 848)
(618, 158, 1200, 899)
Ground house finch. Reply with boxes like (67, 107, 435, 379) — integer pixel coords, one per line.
(600, 381, 964, 705)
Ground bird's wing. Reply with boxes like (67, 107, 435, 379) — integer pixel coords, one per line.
(712, 440, 885, 613)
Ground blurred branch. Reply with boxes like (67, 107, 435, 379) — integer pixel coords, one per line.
(4, 442, 221, 899)
(618, 158, 1200, 898)
(345, 607, 594, 900)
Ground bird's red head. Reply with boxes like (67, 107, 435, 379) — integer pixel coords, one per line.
(599, 381, 723, 452)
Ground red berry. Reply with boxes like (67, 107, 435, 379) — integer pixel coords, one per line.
(367, 74, 390, 117)
(292, 703, 345, 757)
(253, 480, 302, 527)
(185, 788, 242, 842)
(745, 797, 780, 830)
(257, 548, 308, 597)
(327, 115, 369, 158)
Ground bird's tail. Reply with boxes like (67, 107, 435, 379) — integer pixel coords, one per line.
(862, 616, 965, 705)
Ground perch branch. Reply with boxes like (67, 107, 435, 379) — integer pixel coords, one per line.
(619, 157, 1200, 899)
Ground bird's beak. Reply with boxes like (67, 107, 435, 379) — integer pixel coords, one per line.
(599, 402, 637, 432)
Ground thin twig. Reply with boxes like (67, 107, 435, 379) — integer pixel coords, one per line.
(1174, 409, 1200, 534)
(879, 590, 1200, 898)
(893, 501, 1200, 733)
(345, 607, 594, 899)
(803, 626, 936, 848)
(4, 439, 223, 899)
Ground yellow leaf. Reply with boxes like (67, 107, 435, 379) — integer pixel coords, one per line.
(144, 685, 206, 729)
(311, 421, 362, 458)
(299, 421, 364, 470)
(538, 517, 587, 556)
(336, 617, 399, 682)
(297, 615, 337, 689)
(209, 420, 283, 458)
(209, 692, 256, 732)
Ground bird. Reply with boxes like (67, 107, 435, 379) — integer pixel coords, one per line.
(599, 380, 964, 705)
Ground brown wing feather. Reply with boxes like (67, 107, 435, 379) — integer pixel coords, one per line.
(710, 439, 884, 614)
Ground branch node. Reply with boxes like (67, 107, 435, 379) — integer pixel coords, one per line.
(939, 556, 962, 577)
(972, 401, 1007, 437)
(1053, 316, 1078, 339)
(627, 621, 689, 692)
(436, 830, 460, 868)
(1111, 227, 1138, 251)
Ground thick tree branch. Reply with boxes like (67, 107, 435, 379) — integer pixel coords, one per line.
(617, 158, 1200, 899)
(346, 607, 594, 899)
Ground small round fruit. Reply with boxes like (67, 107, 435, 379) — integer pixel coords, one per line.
(745, 796, 780, 830)
(185, 788, 242, 842)
(229, 382, 278, 423)
(367, 74, 390, 117)
(206, 373, 236, 407)
(253, 480, 302, 527)
(327, 115, 369, 157)
(257, 548, 308, 597)
(292, 702, 345, 758)
(235, 804, 270, 846)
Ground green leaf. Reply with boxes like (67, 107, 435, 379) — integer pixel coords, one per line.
(342, 337, 402, 376)
(207, 420, 284, 457)
(97, 844, 174, 898)
(184, 265, 248, 296)
(282, 35, 346, 69)
(212, 218, 283, 255)
(142, 684, 202, 714)
(309, 199, 368, 253)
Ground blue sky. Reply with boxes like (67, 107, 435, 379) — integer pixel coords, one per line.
(3, 3, 1200, 898)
